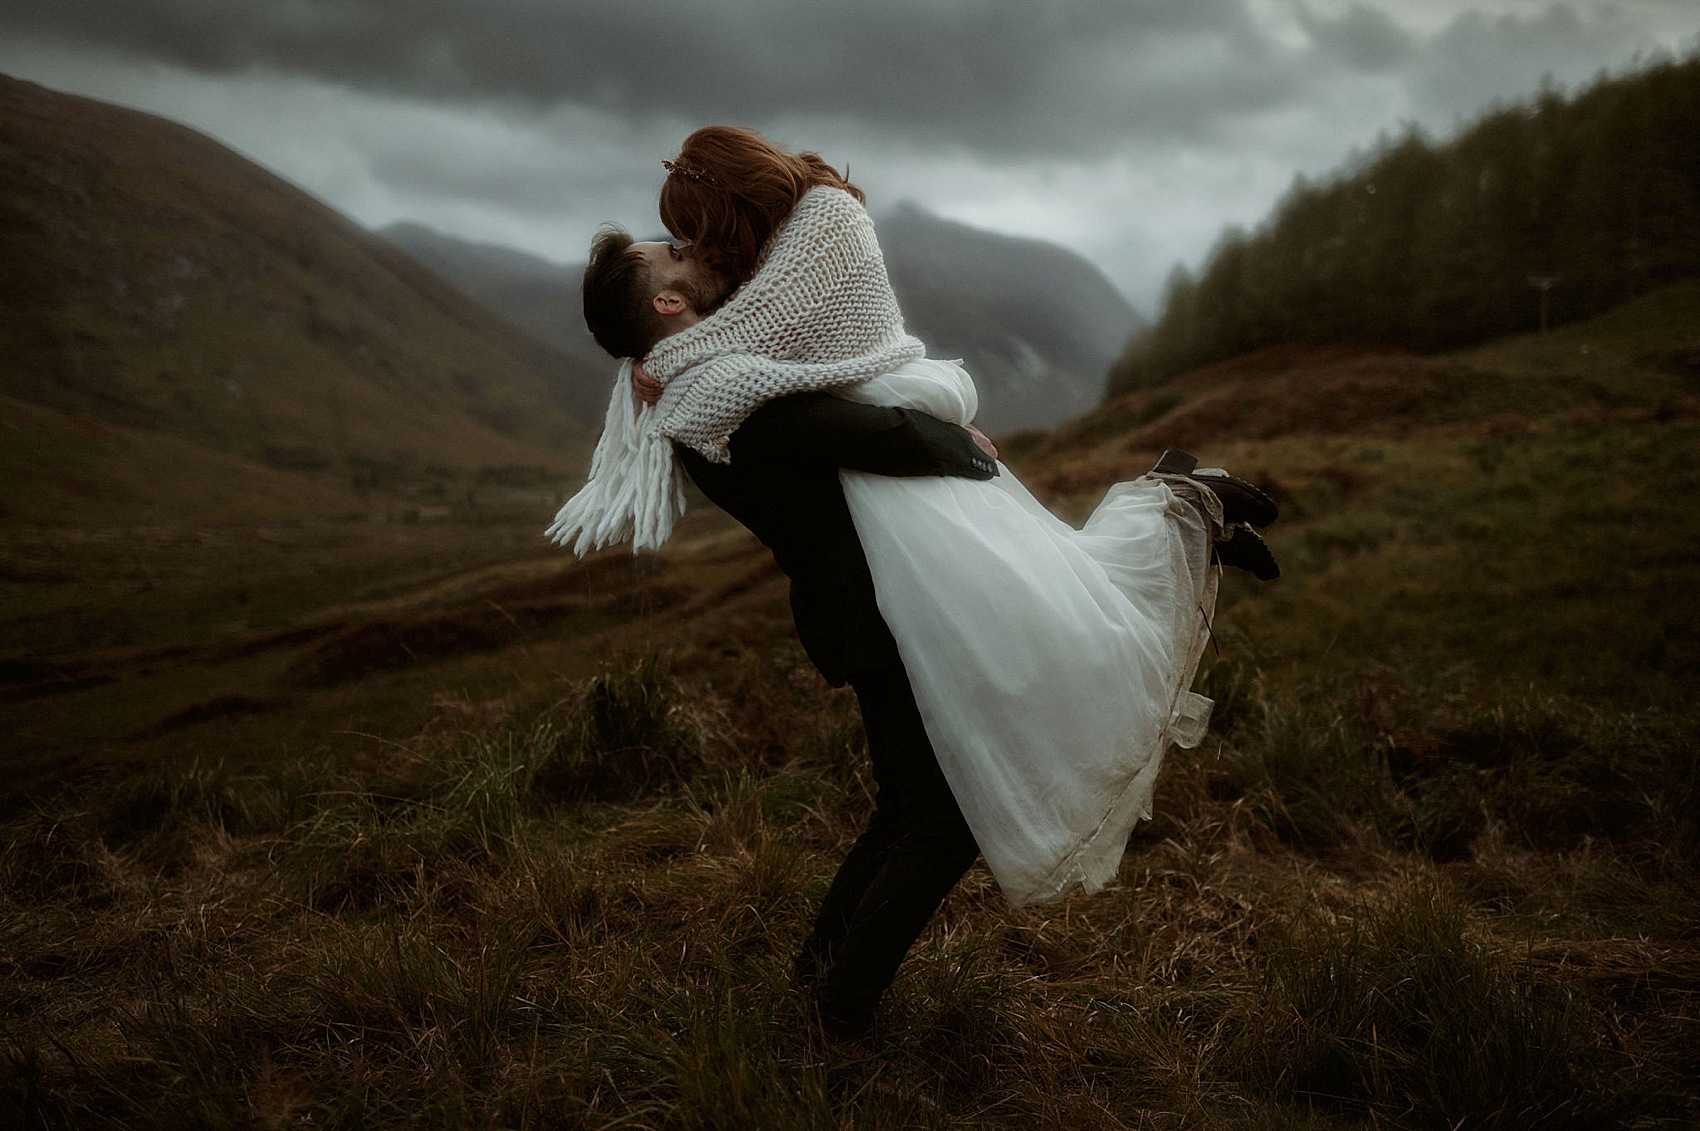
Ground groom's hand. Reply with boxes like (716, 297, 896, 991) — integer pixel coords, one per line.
(965, 424, 998, 462)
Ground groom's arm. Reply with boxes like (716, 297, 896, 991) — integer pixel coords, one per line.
(727, 393, 998, 479)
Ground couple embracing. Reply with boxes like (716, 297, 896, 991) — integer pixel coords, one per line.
(549, 126, 1278, 1042)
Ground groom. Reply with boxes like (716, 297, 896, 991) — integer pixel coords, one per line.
(582, 227, 998, 1040)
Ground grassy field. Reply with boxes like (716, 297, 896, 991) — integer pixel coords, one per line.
(4, 285, 1699, 1128)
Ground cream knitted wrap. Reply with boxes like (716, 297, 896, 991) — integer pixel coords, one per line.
(546, 187, 925, 556)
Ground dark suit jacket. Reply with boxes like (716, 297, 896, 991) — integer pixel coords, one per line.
(677, 392, 997, 686)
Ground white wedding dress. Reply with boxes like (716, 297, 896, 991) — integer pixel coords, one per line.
(836, 359, 1220, 907)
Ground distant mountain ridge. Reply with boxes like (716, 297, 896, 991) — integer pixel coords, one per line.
(880, 203, 1140, 432)
(0, 73, 600, 522)
(381, 221, 612, 385)
(382, 206, 1138, 434)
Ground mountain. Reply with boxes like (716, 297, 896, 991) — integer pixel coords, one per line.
(379, 221, 614, 417)
(880, 204, 1140, 433)
(381, 207, 1137, 435)
(0, 74, 598, 523)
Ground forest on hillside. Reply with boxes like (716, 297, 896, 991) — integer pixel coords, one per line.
(1109, 53, 1700, 395)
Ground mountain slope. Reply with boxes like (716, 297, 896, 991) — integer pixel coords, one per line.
(381, 206, 1136, 434)
(0, 75, 597, 510)
(379, 221, 615, 421)
(881, 203, 1139, 432)
(1024, 278, 1700, 495)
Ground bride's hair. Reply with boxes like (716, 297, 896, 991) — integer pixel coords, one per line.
(660, 125, 863, 286)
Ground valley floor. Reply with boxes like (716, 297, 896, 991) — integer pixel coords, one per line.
(5, 289, 1700, 1127)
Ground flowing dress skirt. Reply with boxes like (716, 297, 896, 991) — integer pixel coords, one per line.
(837, 360, 1220, 907)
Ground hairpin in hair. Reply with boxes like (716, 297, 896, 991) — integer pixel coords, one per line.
(663, 158, 722, 187)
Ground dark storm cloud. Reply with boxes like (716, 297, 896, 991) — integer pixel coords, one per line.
(1295, 4, 1414, 72)
(6, 0, 1688, 308)
(0, 0, 1351, 154)
(1409, 4, 1662, 123)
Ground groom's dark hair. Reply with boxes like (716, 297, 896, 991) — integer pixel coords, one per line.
(582, 225, 665, 359)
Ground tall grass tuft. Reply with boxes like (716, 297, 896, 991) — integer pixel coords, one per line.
(1441, 697, 1700, 853)
(1, 810, 128, 909)
(1246, 879, 1627, 1128)
(288, 732, 534, 912)
(302, 919, 534, 1069)
(532, 652, 718, 803)
(92, 756, 285, 875)
(1221, 674, 1396, 849)
(640, 986, 847, 1131)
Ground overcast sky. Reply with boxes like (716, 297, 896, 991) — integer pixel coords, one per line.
(2, 1, 1694, 313)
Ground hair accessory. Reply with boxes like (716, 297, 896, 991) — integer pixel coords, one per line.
(663, 158, 722, 187)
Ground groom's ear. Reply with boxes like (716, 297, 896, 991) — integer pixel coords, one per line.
(652, 290, 690, 316)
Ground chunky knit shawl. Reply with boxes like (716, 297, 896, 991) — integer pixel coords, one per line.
(546, 187, 925, 555)
(646, 187, 925, 460)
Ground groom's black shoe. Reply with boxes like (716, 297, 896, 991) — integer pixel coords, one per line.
(1150, 449, 1279, 528)
(1214, 523, 1280, 580)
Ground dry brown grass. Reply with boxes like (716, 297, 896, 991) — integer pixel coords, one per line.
(7, 284, 1700, 1127)
(4, 639, 1696, 1127)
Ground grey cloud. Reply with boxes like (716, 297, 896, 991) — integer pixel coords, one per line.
(361, 143, 579, 217)
(355, 116, 681, 220)
(1296, 3, 1414, 72)
(1, 0, 1336, 155)
(1410, 4, 1652, 121)
(8, 0, 1689, 311)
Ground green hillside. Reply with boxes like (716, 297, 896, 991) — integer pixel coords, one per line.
(1110, 54, 1700, 395)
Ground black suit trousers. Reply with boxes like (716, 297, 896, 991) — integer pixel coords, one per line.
(802, 664, 981, 1031)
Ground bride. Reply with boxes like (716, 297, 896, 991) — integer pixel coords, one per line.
(551, 125, 1277, 1034)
